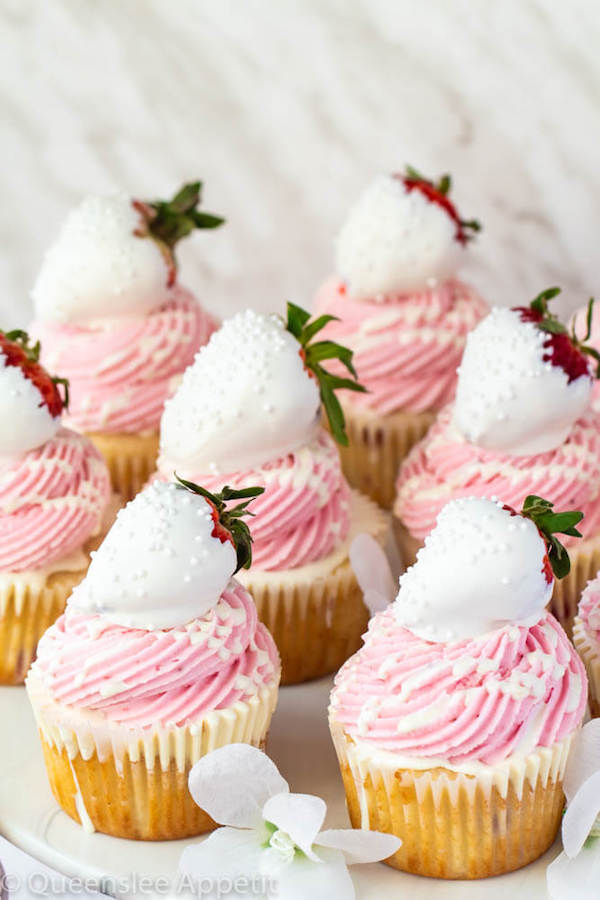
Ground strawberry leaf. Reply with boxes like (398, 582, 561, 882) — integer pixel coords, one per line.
(286, 302, 311, 339)
(520, 494, 583, 580)
(285, 302, 367, 445)
(174, 474, 264, 572)
(530, 286, 562, 316)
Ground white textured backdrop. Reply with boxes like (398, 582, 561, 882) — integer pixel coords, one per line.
(1, 0, 599, 327)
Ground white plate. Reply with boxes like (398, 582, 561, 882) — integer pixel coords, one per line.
(0, 680, 558, 898)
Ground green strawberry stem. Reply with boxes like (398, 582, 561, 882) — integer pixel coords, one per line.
(531, 288, 600, 377)
(520, 495, 583, 579)
(132, 181, 224, 284)
(143, 181, 224, 248)
(3, 329, 41, 363)
(174, 474, 264, 573)
(285, 301, 366, 446)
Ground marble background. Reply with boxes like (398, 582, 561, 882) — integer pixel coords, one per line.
(1, 0, 599, 328)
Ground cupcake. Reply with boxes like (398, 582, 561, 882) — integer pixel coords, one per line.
(156, 305, 389, 684)
(26, 478, 280, 840)
(0, 329, 112, 684)
(394, 289, 600, 636)
(31, 182, 223, 501)
(313, 167, 488, 508)
(330, 496, 587, 879)
(573, 576, 600, 717)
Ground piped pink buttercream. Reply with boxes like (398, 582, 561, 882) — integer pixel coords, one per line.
(331, 606, 586, 765)
(395, 408, 600, 542)
(158, 430, 351, 571)
(577, 578, 600, 639)
(313, 277, 487, 414)
(32, 580, 279, 728)
(32, 287, 217, 434)
(0, 428, 111, 572)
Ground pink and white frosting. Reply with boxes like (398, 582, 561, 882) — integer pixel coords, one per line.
(395, 408, 600, 542)
(331, 606, 585, 765)
(159, 430, 351, 572)
(32, 580, 278, 729)
(33, 288, 216, 434)
(313, 278, 487, 415)
(0, 428, 111, 572)
(577, 577, 600, 640)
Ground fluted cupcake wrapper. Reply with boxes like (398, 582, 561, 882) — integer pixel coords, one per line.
(0, 569, 87, 685)
(86, 431, 159, 502)
(29, 678, 279, 841)
(330, 404, 435, 510)
(330, 720, 573, 880)
(551, 533, 600, 639)
(393, 519, 600, 640)
(239, 493, 389, 685)
(573, 616, 600, 718)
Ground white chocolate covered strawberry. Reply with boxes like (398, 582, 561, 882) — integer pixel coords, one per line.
(397, 495, 583, 642)
(336, 167, 480, 299)
(69, 477, 264, 630)
(453, 289, 599, 455)
(33, 182, 224, 324)
(160, 304, 365, 475)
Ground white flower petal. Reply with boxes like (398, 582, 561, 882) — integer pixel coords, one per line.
(349, 534, 396, 615)
(563, 771, 600, 858)
(188, 744, 289, 828)
(267, 847, 355, 900)
(564, 720, 600, 803)
(316, 828, 401, 864)
(548, 844, 600, 900)
(262, 792, 326, 861)
(179, 826, 265, 884)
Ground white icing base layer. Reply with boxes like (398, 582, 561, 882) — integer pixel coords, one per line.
(26, 670, 280, 773)
(329, 716, 574, 802)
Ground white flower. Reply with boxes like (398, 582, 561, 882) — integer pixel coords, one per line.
(349, 534, 396, 617)
(547, 719, 600, 899)
(180, 744, 400, 899)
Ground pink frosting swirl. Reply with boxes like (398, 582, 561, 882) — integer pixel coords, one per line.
(31, 580, 279, 728)
(157, 430, 351, 571)
(313, 277, 488, 414)
(0, 428, 111, 572)
(331, 607, 586, 765)
(577, 577, 600, 639)
(395, 408, 600, 542)
(32, 287, 217, 434)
